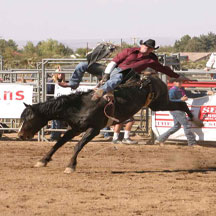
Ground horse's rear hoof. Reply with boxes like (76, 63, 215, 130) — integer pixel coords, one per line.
(193, 119, 204, 128)
(34, 161, 46, 168)
(64, 167, 75, 174)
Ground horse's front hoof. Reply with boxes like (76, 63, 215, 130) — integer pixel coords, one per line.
(34, 161, 47, 168)
(64, 167, 75, 174)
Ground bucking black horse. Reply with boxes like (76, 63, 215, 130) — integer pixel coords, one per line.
(18, 74, 203, 173)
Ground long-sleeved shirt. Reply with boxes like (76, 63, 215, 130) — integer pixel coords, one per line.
(169, 86, 209, 101)
(169, 86, 186, 102)
(112, 47, 179, 78)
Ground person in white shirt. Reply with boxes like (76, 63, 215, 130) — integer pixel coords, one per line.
(205, 53, 216, 79)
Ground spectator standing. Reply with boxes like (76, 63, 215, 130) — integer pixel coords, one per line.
(155, 78, 197, 147)
(98, 126, 113, 141)
(112, 117, 138, 144)
(47, 66, 65, 141)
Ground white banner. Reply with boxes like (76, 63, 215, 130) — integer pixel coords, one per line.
(0, 84, 33, 118)
(152, 95, 216, 142)
(54, 82, 97, 98)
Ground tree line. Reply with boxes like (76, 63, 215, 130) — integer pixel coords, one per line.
(0, 39, 74, 68)
(0, 32, 216, 69)
(158, 32, 216, 53)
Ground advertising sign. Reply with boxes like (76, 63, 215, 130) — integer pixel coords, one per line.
(54, 83, 96, 98)
(152, 95, 216, 141)
(0, 84, 33, 118)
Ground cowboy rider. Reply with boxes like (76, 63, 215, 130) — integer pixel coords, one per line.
(91, 39, 182, 100)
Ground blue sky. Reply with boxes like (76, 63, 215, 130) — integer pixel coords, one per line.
(0, 0, 215, 45)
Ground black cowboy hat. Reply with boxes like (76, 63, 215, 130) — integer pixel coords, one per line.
(139, 39, 159, 50)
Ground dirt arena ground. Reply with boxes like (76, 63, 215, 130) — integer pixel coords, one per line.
(1, 135, 216, 216)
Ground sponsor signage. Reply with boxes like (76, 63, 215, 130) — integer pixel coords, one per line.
(152, 95, 216, 141)
(54, 83, 96, 98)
(0, 84, 33, 118)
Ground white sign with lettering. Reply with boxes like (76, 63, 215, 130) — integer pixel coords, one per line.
(0, 84, 33, 118)
(152, 95, 216, 142)
(54, 83, 97, 98)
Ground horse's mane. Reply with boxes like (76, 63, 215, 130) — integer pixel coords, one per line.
(118, 75, 154, 89)
(119, 79, 141, 88)
(33, 91, 92, 116)
(32, 75, 153, 116)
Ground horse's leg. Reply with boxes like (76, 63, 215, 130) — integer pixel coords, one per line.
(155, 101, 203, 127)
(156, 101, 194, 120)
(35, 129, 80, 168)
(64, 127, 100, 174)
(173, 102, 193, 120)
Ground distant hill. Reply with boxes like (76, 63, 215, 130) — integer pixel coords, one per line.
(16, 37, 177, 51)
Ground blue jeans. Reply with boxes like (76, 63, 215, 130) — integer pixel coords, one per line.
(101, 127, 111, 138)
(101, 67, 123, 93)
(157, 111, 196, 146)
(69, 63, 123, 93)
(69, 62, 88, 89)
(50, 120, 62, 140)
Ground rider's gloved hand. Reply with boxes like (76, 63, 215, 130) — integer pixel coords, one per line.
(95, 74, 110, 88)
(99, 74, 110, 86)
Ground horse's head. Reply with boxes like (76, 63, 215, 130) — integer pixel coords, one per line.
(18, 103, 48, 140)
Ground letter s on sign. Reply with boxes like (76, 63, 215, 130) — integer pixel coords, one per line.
(16, 91, 24, 100)
(202, 107, 209, 113)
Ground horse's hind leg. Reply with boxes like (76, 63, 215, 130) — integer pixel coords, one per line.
(168, 102, 204, 126)
(157, 101, 203, 127)
(157, 101, 194, 120)
(35, 129, 80, 168)
(64, 127, 100, 174)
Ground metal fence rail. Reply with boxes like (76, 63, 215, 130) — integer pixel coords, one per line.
(1, 57, 216, 141)
(0, 59, 149, 141)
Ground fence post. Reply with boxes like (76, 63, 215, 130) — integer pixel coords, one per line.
(40, 59, 48, 141)
(0, 55, 3, 70)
